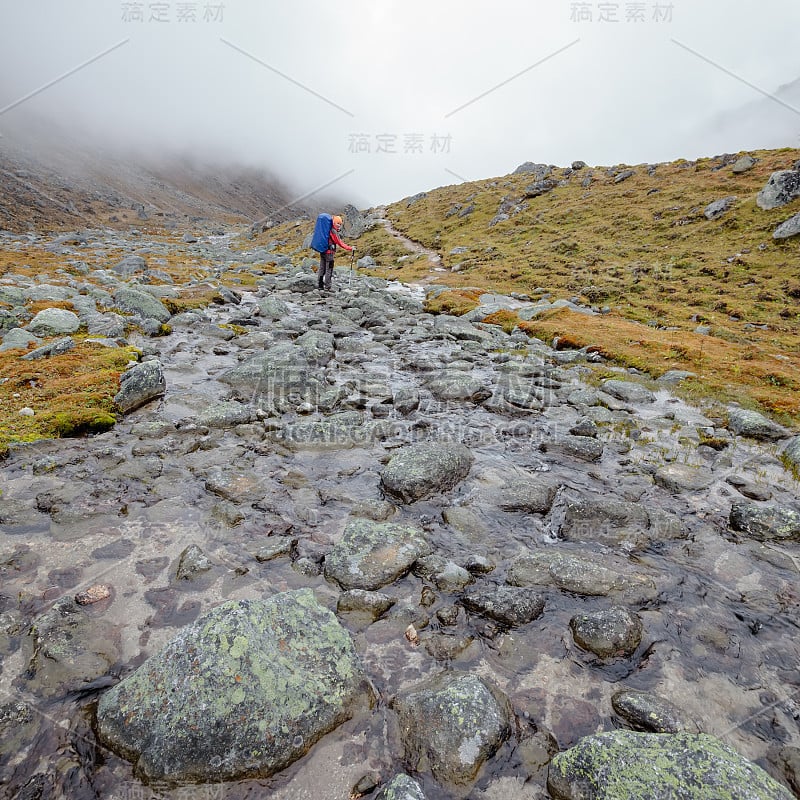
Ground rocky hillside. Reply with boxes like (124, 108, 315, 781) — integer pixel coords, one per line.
(261, 148, 800, 422)
(0, 135, 313, 233)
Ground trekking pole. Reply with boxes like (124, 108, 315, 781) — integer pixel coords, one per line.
(348, 248, 356, 289)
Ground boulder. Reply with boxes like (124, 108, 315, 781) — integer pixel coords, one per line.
(704, 196, 737, 220)
(498, 477, 558, 514)
(524, 179, 557, 198)
(729, 501, 800, 541)
(96, 590, 371, 784)
(196, 400, 253, 428)
(433, 314, 494, 343)
(258, 296, 290, 319)
(381, 442, 474, 503)
(570, 606, 643, 658)
(324, 518, 431, 590)
(757, 169, 800, 210)
(601, 379, 656, 404)
(113, 255, 147, 276)
(114, 360, 166, 414)
(377, 774, 426, 800)
(295, 329, 335, 365)
(336, 589, 395, 621)
(20, 336, 75, 361)
(513, 162, 553, 180)
(507, 550, 657, 603)
(427, 371, 492, 403)
(774, 212, 800, 240)
(0, 328, 41, 351)
(27, 308, 80, 337)
(540, 435, 604, 463)
(393, 672, 513, 787)
(732, 155, 756, 174)
(219, 345, 326, 413)
(611, 689, 686, 733)
(114, 287, 171, 323)
(727, 408, 788, 441)
(654, 464, 714, 494)
(547, 731, 792, 800)
(461, 584, 545, 627)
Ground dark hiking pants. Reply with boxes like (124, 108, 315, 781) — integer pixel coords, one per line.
(318, 253, 335, 289)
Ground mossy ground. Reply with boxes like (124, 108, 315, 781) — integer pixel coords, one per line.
(0, 338, 139, 452)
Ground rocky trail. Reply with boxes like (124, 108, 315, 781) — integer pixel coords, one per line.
(375, 205, 444, 274)
(1, 227, 800, 799)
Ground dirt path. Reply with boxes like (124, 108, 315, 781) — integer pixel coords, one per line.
(375, 205, 443, 271)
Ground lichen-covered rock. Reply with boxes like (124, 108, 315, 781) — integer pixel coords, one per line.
(324, 518, 431, 590)
(96, 590, 371, 783)
(175, 544, 212, 581)
(114, 359, 166, 413)
(773, 212, 800, 240)
(601, 379, 656, 404)
(337, 589, 396, 621)
(611, 689, 686, 733)
(113, 255, 147, 276)
(461, 584, 545, 627)
(377, 773, 427, 800)
(569, 606, 643, 658)
(381, 442, 474, 503)
(426, 371, 492, 403)
(295, 329, 335, 366)
(196, 400, 252, 428)
(394, 672, 513, 787)
(547, 731, 793, 800)
(704, 196, 737, 220)
(757, 169, 800, 210)
(732, 155, 756, 174)
(727, 408, 788, 441)
(219, 343, 327, 412)
(27, 307, 80, 337)
(729, 501, 800, 541)
(114, 287, 171, 323)
(0, 327, 41, 351)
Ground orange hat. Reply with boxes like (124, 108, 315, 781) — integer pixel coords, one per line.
(332, 215, 343, 229)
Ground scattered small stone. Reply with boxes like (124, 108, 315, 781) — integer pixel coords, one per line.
(75, 584, 112, 606)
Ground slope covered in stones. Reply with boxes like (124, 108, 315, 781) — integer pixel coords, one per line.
(260, 148, 800, 422)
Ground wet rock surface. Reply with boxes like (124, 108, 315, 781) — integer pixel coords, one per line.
(393, 672, 513, 788)
(548, 731, 793, 800)
(96, 589, 370, 783)
(0, 239, 799, 799)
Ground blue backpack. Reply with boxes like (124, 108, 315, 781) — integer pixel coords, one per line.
(310, 213, 333, 253)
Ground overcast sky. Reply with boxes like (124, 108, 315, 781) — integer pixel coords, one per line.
(1, 1, 799, 208)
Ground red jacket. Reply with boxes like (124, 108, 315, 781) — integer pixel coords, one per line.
(327, 229, 353, 254)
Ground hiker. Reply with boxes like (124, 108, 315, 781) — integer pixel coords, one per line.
(311, 214, 354, 291)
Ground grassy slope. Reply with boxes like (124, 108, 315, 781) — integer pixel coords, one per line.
(263, 149, 800, 423)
